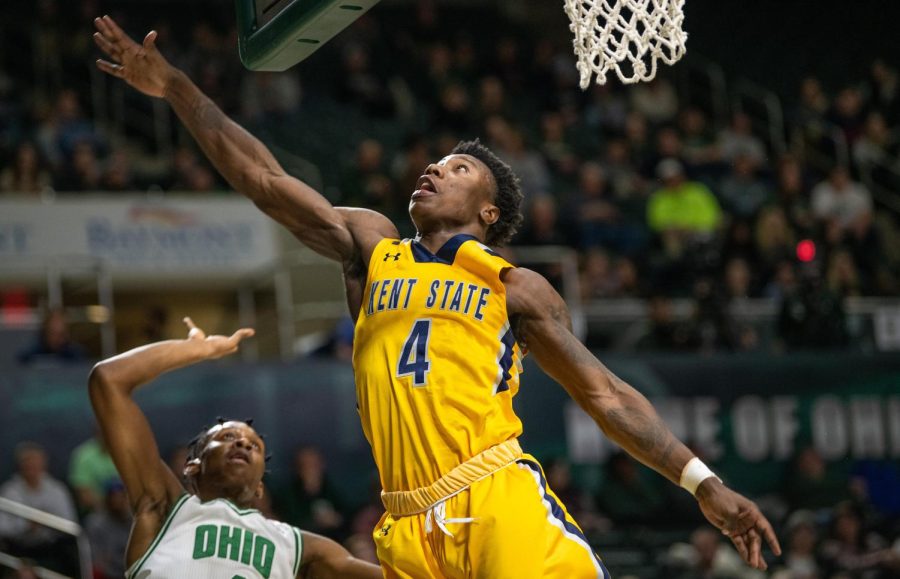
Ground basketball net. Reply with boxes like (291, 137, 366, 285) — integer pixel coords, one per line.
(565, 0, 687, 88)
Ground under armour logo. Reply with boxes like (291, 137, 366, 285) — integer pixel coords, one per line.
(384, 252, 401, 262)
(380, 523, 392, 536)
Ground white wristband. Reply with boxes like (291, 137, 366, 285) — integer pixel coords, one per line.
(679, 457, 720, 496)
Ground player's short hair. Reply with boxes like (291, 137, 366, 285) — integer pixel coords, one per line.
(184, 417, 270, 490)
(451, 139, 524, 247)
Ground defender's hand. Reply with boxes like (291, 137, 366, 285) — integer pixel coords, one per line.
(183, 317, 255, 359)
(93, 15, 176, 98)
(695, 479, 781, 570)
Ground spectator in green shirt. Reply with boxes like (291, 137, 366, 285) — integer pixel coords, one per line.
(647, 158, 722, 258)
(68, 431, 119, 516)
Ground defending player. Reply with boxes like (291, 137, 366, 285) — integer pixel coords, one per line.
(92, 15, 781, 578)
(88, 318, 383, 578)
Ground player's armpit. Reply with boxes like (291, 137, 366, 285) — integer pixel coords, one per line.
(298, 532, 383, 579)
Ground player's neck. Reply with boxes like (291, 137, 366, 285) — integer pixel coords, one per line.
(415, 226, 484, 254)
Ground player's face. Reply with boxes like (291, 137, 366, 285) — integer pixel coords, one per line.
(194, 421, 266, 498)
(409, 154, 498, 234)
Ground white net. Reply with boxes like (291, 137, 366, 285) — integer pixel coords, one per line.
(565, 0, 688, 88)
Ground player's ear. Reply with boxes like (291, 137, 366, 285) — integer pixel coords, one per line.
(480, 203, 499, 227)
(184, 457, 200, 478)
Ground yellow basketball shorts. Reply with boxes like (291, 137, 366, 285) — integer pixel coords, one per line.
(372, 455, 609, 578)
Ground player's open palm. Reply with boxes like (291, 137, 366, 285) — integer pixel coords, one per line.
(696, 482, 781, 570)
(93, 15, 175, 98)
(183, 317, 255, 359)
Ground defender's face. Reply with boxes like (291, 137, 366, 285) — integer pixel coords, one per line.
(195, 421, 266, 493)
(409, 154, 496, 231)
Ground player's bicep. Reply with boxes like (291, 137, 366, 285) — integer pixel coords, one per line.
(88, 367, 183, 508)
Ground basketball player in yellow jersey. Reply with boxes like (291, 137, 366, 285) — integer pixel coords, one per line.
(94, 15, 781, 578)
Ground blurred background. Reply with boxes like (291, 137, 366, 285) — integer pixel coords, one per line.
(1, 0, 899, 577)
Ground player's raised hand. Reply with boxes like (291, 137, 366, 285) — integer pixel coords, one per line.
(183, 317, 255, 359)
(93, 15, 176, 98)
(695, 480, 781, 570)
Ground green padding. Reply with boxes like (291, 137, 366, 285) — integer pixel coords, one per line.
(235, 0, 381, 71)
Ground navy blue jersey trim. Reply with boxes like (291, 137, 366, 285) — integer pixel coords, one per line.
(496, 326, 516, 393)
(411, 233, 481, 264)
(518, 458, 610, 577)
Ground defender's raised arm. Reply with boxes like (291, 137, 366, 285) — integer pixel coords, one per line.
(92, 15, 396, 264)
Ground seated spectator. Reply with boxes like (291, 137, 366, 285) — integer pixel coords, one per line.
(755, 206, 796, 275)
(647, 159, 722, 259)
(679, 107, 721, 169)
(17, 308, 86, 365)
(0, 442, 78, 573)
(629, 76, 679, 125)
(762, 260, 799, 303)
(517, 195, 569, 247)
(275, 446, 346, 540)
(811, 166, 873, 235)
(68, 432, 120, 516)
(666, 526, 763, 579)
(55, 139, 102, 191)
(636, 294, 698, 351)
(774, 155, 815, 236)
(723, 256, 756, 299)
(0, 142, 53, 194)
(717, 112, 767, 167)
(572, 162, 644, 253)
(595, 452, 664, 525)
(819, 502, 900, 578)
(602, 138, 646, 200)
(782, 447, 851, 512)
(828, 87, 866, 145)
(718, 153, 772, 219)
(773, 510, 821, 579)
(85, 480, 132, 579)
(852, 112, 896, 170)
(826, 250, 863, 297)
(778, 273, 849, 350)
(793, 76, 830, 130)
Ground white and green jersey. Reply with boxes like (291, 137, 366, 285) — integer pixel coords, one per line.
(127, 494, 303, 579)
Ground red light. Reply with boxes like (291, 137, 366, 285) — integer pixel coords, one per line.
(796, 239, 816, 262)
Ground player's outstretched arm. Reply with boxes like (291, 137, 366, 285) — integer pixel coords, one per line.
(505, 268, 781, 570)
(298, 532, 383, 579)
(91, 15, 397, 263)
(88, 318, 253, 513)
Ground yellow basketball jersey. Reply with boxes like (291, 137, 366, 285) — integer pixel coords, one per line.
(353, 234, 525, 492)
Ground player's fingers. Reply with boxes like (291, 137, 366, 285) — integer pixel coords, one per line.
(93, 32, 118, 59)
(231, 328, 255, 342)
(93, 16, 110, 37)
(96, 59, 124, 77)
(143, 30, 158, 51)
(730, 533, 749, 563)
(747, 529, 763, 569)
(102, 15, 128, 42)
(758, 516, 782, 556)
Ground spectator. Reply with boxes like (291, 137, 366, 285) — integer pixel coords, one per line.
(0, 142, 53, 194)
(793, 76, 830, 130)
(56, 140, 102, 191)
(819, 502, 900, 578)
(826, 249, 863, 297)
(778, 273, 849, 350)
(717, 112, 767, 167)
(68, 432, 120, 516)
(852, 112, 896, 170)
(629, 77, 679, 125)
(762, 260, 799, 303)
(782, 447, 851, 512)
(811, 166, 873, 233)
(579, 249, 620, 300)
(85, 481, 132, 579)
(595, 452, 664, 525)
(636, 294, 697, 351)
(275, 446, 346, 540)
(828, 87, 866, 145)
(754, 206, 796, 275)
(679, 107, 721, 171)
(602, 138, 646, 200)
(666, 526, 763, 579)
(647, 158, 722, 259)
(717, 153, 772, 219)
(17, 308, 85, 365)
(773, 155, 815, 235)
(773, 510, 822, 579)
(0, 443, 78, 572)
(517, 195, 568, 247)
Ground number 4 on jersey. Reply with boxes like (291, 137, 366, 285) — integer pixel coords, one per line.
(397, 319, 432, 387)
